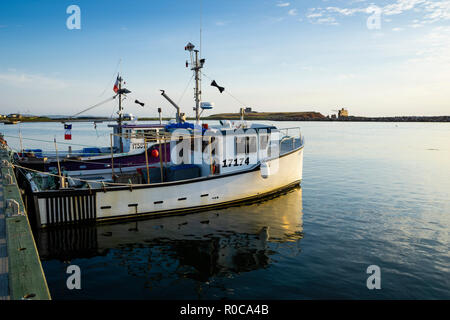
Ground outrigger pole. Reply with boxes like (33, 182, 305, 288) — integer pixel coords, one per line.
(160, 90, 181, 123)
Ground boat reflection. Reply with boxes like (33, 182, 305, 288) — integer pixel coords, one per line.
(36, 187, 303, 280)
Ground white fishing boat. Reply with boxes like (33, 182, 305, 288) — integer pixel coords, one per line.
(15, 42, 304, 228)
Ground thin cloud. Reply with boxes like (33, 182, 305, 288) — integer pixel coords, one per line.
(0, 71, 68, 90)
(314, 16, 340, 25)
(423, 0, 450, 22)
(276, 2, 290, 7)
(215, 20, 230, 26)
(267, 16, 286, 23)
(307, 0, 450, 26)
(307, 12, 323, 18)
(337, 73, 357, 80)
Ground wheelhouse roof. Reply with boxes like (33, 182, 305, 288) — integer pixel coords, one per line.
(108, 124, 166, 129)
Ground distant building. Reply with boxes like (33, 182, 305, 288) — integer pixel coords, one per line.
(245, 107, 257, 113)
(338, 108, 348, 118)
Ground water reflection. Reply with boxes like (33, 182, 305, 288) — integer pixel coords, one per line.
(36, 187, 303, 297)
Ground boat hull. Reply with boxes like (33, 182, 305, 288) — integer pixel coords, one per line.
(32, 147, 303, 227)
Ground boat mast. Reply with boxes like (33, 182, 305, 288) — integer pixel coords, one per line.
(194, 50, 201, 123)
(185, 43, 205, 123)
(117, 75, 123, 152)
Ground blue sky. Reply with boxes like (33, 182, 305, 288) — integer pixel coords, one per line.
(0, 0, 449, 117)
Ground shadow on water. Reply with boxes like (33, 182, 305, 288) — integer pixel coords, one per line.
(35, 186, 304, 299)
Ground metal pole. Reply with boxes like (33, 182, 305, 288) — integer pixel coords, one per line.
(54, 138, 63, 188)
(158, 133, 164, 182)
(209, 136, 213, 175)
(144, 138, 150, 184)
(194, 50, 200, 123)
(19, 126, 24, 159)
(110, 133, 115, 179)
(161, 135, 165, 167)
(118, 76, 123, 153)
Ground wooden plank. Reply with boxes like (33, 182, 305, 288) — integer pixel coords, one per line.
(0, 206, 9, 300)
(6, 215, 51, 300)
(0, 150, 50, 300)
(0, 157, 10, 300)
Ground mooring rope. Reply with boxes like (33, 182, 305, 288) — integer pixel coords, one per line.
(11, 161, 153, 187)
(2, 134, 105, 148)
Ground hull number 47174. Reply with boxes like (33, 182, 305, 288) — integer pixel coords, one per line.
(222, 157, 250, 167)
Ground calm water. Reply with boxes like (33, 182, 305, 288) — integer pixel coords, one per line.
(2, 121, 449, 299)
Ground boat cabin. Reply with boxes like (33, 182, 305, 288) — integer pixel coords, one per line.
(165, 121, 280, 177)
(108, 123, 166, 153)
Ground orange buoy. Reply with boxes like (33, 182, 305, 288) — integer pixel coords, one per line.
(151, 149, 159, 158)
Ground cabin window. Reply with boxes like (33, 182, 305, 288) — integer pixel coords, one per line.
(247, 136, 257, 153)
(176, 136, 185, 159)
(136, 130, 144, 138)
(236, 136, 257, 155)
(259, 133, 269, 150)
(123, 129, 131, 139)
(202, 137, 216, 156)
(144, 129, 158, 141)
(236, 136, 246, 155)
(211, 137, 217, 157)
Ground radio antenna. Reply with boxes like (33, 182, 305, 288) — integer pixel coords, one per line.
(200, 0, 203, 59)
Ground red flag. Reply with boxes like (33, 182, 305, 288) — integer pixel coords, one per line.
(113, 76, 119, 93)
(64, 124, 72, 140)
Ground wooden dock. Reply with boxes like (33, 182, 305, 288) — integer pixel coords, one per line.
(0, 147, 50, 300)
(0, 166, 8, 300)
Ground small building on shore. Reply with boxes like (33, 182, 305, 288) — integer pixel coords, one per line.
(338, 108, 348, 118)
(245, 107, 257, 113)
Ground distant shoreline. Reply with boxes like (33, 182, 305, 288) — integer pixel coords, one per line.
(1, 113, 450, 123)
(203, 112, 450, 122)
